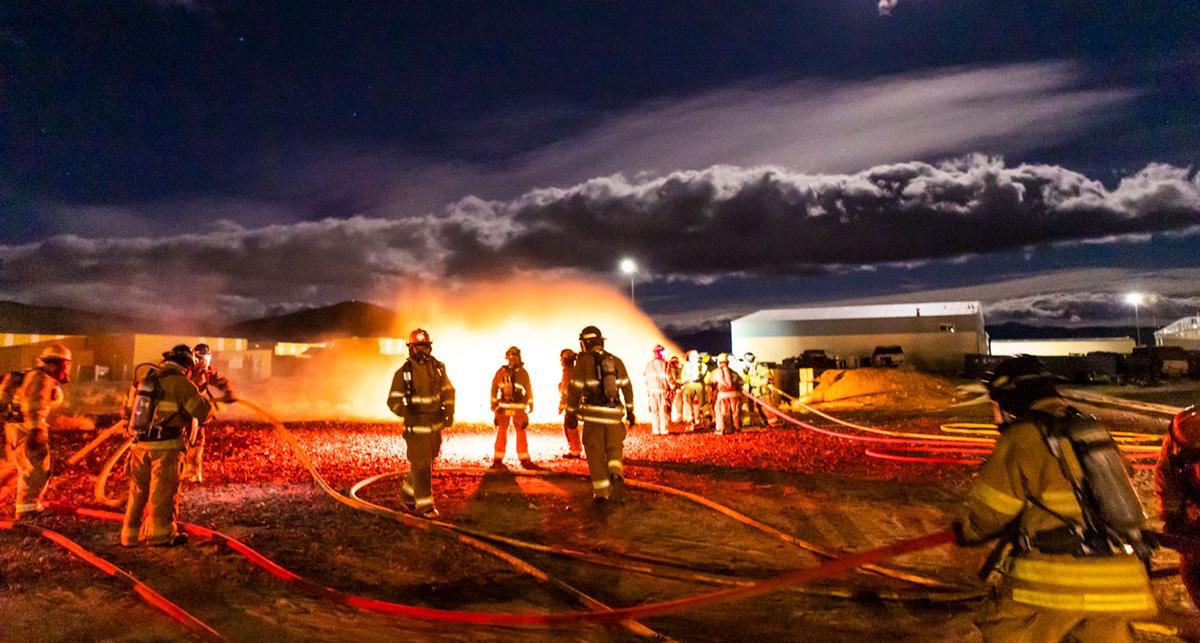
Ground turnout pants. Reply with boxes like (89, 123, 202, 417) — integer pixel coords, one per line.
(647, 391, 670, 435)
(975, 591, 1148, 643)
(669, 389, 683, 423)
(493, 410, 530, 461)
(6, 421, 51, 516)
(404, 428, 443, 511)
(681, 382, 706, 429)
(714, 392, 741, 435)
(121, 440, 185, 546)
(562, 412, 581, 456)
(581, 416, 626, 499)
(181, 427, 205, 483)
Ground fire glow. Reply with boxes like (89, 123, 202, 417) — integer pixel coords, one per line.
(246, 277, 679, 423)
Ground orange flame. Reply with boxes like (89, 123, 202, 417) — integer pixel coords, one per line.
(244, 277, 680, 423)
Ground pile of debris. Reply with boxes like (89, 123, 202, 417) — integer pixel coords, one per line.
(799, 368, 963, 411)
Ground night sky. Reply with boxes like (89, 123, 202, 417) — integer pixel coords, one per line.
(2, 1, 1198, 329)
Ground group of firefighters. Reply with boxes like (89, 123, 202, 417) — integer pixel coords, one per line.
(3, 330, 1200, 640)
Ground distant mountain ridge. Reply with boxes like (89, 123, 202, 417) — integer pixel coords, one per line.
(222, 300, 397, 341)
(0, 300, 214, 335)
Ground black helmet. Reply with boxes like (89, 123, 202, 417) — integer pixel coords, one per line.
(579, 325, 604, 350)
(984, 355, 1059, 415)
(193, 343, 212, 356)
(162, 344, 195, 369)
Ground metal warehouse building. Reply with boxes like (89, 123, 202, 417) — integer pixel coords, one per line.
(731, 301, 988, 372)
(1155, 316, 1200, 350)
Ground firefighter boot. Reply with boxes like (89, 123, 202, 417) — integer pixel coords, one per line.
(489, 458, 507, 471)
(520, 459, 544, 471)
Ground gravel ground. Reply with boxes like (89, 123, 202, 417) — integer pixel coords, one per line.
(1, 389, 1196, 642)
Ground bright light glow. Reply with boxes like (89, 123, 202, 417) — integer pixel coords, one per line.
(241, 277, 679, 423)
(1124, 292, 1144, 306)
(619, 258, 638, 275)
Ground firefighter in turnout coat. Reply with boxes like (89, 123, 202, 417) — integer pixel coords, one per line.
(182, 342, 236, 483)
(4, 344, 72, 520)
(1155, 405, 1200, 608)
(490, 346, 541, 470)
(121, 346, 212, 546)
(566, 326, 634, 501)
(956, 356, 1155, 642)
(643, 344, 673, 435)
(558, 349, 582, 458)
(680, 350, 707, 432)
(387, 329, 455, 518)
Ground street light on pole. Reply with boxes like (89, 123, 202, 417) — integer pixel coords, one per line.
(1124, 292, 1144, 346)
(619, 257, 638, 304)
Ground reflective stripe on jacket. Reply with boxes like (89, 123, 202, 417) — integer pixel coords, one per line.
(643, 358, 671, 394)
(566, 349, 633, 420)
(387, 357, 455, 427)
(960, 399, 1154, 614)
(17, 368, 63, 430)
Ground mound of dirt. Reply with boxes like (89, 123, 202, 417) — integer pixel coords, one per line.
(800, 368, 962, 411)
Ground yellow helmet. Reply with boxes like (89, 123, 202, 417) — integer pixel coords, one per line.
(39, 343, 73, 362)
(717, 353, 730, 363)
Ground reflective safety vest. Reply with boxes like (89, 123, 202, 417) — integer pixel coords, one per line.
(960, 400, 1156, 615)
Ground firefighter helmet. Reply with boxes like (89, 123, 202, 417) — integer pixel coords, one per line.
(560, 348, 576, 360)
(407, 328, 432, 346)
(578, 326, 604, 341)
(506, 346, 521, 358)
(1170, 406, 1200, 453)
(717, 353, 730, 363)
(984, 355, 1059, 415)
(38, 343, 73, 362)
(653, 344, 665, 354)
(193, 343, 212, 356)
(162, 344, 195, 368)
(743, 352, 756, 363)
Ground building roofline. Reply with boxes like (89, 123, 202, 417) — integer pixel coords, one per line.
(732, 301, 982, 323)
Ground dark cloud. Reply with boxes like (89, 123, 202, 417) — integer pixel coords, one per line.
(1, 158, 1197, 322)
(441, 157, 1200, 277)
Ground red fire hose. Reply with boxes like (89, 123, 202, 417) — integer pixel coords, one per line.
(45, 501, 955, 627)
(0, 517, 225, 642)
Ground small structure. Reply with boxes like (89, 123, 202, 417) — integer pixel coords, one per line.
(1155, 316, 1200, 350)
(990, 337, 1135, 357)
(0, 334, 266, 381)
(731, 301, 987, 372)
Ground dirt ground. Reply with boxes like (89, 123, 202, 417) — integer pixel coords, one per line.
(2, 384, 1198, 642)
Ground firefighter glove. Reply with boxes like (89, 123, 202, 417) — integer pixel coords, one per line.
(626, 409, 636, 425)
(527, 400, 534, 414)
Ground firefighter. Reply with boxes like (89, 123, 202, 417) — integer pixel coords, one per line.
(955, 356, 1156, 642)
(565, 326, 634, 501)
(1156, 405, 1200, 608)
(558, 348, 582, 458)
(707, 354, 743, 435)
(740, 352, 771, 426)
(386, 329, 455, 518)
(120, 345, 212, 546)
(182, 343, 236, 484)
(667, 355, 683, 424)
(4, 344, 71, 520)
(490, 346, 541, 470)
(680, 350, 707, 432)
(643, 344, 673, 435)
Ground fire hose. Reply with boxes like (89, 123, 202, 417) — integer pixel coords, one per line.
(758, 386, 1163, 468)
(0, 517, 225, 642)
(39, 500, 956, 627)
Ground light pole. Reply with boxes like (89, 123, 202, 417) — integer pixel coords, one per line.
(619, 258, 638, 304)
(1124, 292, 1144, 346)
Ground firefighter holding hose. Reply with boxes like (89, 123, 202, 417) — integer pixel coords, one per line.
(955, 355, 1156, 642)
(566, 325, 634, 501)
(182, 342, 236, 484)
(386, 329, 455, 519)
(490, 346, 541, 471)
(1156, 405, 1200, 608)
(3, 344, 72, 520)
(120, 345, 212, 546)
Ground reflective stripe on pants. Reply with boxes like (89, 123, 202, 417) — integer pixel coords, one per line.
(494, 409, 530, 460)
(121, 444, 184, 545)
(404, 430, 442, 510)
(582, 419, 625, 498)
(7, 422, 51, 517)
(647, 392, 670, 434)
